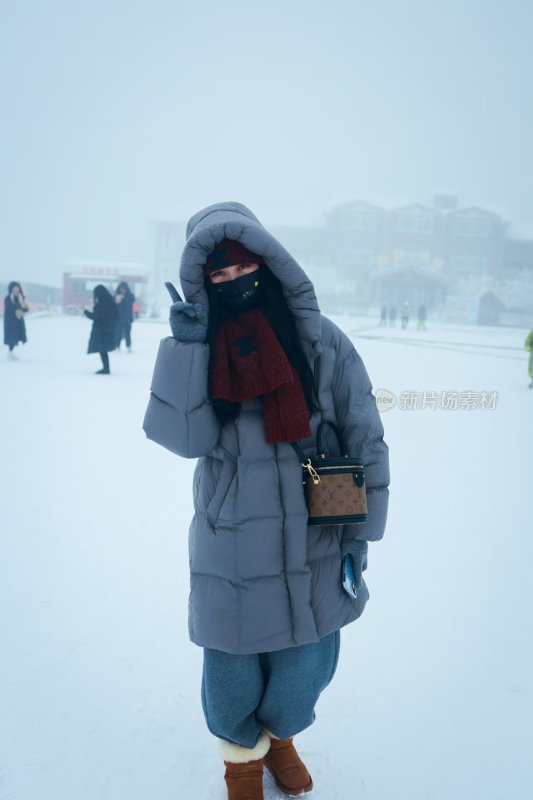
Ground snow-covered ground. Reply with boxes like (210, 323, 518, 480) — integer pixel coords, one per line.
(1, 314, 532, 800)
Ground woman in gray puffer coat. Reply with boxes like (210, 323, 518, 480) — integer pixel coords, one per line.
(143, 202, 389, 800)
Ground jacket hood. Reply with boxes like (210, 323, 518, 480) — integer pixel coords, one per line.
(179, 202, 322, 354)
(94, 284, 114, 303)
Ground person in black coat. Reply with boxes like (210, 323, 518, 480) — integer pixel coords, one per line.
(114, 281, 135, 352)
(4, 281, 29, 360)
(84, 285, 119, 374)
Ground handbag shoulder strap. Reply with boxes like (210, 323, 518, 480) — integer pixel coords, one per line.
(290, 441, 321, 484)
(290, 441, 307, 464)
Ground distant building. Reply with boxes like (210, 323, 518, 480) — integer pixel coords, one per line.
(445, 206, 506, 279)
(326, 196, 507, 281)
(324, 195, 517, 315)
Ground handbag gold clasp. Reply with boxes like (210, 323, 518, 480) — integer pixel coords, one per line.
(303, 459, 321, 485)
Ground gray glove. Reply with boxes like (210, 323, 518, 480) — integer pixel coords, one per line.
(166, 282, 208, 343)
(351, 543, 368, 588)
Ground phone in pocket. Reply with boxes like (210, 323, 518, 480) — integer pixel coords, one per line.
(342, 554, 358, 600)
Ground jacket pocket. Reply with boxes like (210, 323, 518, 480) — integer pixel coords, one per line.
(206, 455, 237, 526)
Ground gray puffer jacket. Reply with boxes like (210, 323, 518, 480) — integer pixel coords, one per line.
(143, 202, 390, 655)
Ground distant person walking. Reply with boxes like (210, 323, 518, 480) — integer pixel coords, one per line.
(115, 281, 135, 352)
(388, 305, 397, 328)
(416, 304, 427, 332)
(4, 281, 29, 360)
(84, 285, 119, 375)
(379, 305, 388, 326)
(524, 328, 533, 389)
(401, 301, 410, 330)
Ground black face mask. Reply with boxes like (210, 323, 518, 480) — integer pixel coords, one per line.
(213, 270, 261, 313)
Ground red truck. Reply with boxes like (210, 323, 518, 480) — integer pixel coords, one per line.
(62, 264, 149, 316)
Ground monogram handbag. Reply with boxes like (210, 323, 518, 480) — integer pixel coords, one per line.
(292, 421, 368, 526)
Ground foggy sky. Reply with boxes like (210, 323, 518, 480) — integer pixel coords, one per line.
(1, 0, 532, 286)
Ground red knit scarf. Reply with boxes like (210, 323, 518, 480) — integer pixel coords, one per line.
(210, 309, 312, 444)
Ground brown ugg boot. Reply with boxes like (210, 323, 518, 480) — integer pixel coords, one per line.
(223, 759, 265, 800)
(264, 737, 313, 796)
(219, 732, 270, 800)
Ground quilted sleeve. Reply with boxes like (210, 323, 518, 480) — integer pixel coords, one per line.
(143, 337, 220, 459)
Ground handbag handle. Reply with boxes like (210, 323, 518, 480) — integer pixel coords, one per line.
(290, 420, 346, 463)
(316, 420, 346, 457)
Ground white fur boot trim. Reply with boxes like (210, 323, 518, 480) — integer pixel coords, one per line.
(218, 731, 271, 763)
(263, 728, 281, 740)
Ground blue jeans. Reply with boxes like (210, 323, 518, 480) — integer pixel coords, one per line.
(201, 630, 340, 748)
